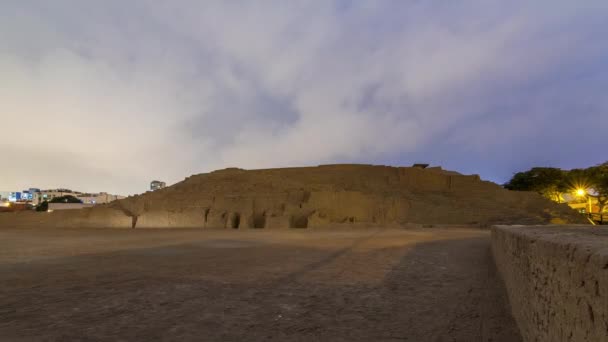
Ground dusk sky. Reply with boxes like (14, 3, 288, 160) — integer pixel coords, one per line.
(2, 1, 607, 195)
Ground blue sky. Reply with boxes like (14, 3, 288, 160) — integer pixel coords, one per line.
(1, 1, 607, 194)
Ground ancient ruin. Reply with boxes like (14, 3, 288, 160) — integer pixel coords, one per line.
(0, 164, 585, 229)
(1, 164, 604, 341)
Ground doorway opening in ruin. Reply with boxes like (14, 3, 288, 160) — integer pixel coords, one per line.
(221, 212, 227, 228)
(252, 212, 266, 228)
(204, 208, 210, 223)
(290, 215, 308, 228)
(231, 213, 241, 229)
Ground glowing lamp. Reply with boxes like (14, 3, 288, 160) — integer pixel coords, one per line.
(575, 189, 586, 197)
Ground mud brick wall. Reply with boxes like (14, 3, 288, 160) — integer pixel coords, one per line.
(492, 225, 608, 342)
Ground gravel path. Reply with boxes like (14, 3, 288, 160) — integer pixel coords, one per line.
(0, 228, 521, 341)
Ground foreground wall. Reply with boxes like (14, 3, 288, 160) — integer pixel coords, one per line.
(492, 226, 608, 342)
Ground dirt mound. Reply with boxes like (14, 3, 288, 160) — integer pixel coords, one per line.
(0, 164, 585, 228)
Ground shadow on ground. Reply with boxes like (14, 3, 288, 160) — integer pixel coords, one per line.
(0, 229, 521, 341)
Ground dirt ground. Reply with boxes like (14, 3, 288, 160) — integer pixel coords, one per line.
(0, 227, 521, 342)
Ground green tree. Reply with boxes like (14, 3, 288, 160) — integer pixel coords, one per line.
(583, 163, 608, 213)
(504, 167, 567, 202)
(507, 163, 608, 212)
(35, 201, 48, 212)
(49, 195, 83, 204)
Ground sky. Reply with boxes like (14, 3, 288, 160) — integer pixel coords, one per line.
(1, 1, 607, 195)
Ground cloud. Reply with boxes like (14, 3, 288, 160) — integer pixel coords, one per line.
(1, 0, 607, 194)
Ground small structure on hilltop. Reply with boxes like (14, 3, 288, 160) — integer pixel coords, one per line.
(150, 180, 166, 191)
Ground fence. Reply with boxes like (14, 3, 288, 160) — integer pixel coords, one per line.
(589, 213, 607, 225)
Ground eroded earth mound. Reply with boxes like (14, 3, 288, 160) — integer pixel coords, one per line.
(0, 164, 586, 228)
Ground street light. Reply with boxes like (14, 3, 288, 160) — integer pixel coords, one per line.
(574, 188, 593, 214)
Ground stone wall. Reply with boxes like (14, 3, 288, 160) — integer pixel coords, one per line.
(492, 225, 608, 342)
(0, 207, 132, 229)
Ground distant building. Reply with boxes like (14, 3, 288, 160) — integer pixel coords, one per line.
(0, 191, 11, 201)
(19, 188, 40, 202)
(32, 189, 125, 205)
(76, 192, 125, 205)
(32, 189, 78, 205)
(9, 192, 22, 202)
(150, 180, 166, 191)
(0, 189, 36, 203)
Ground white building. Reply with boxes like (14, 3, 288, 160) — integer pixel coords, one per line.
(0, 192, 10, 201)
(77, 192, 125, 205)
